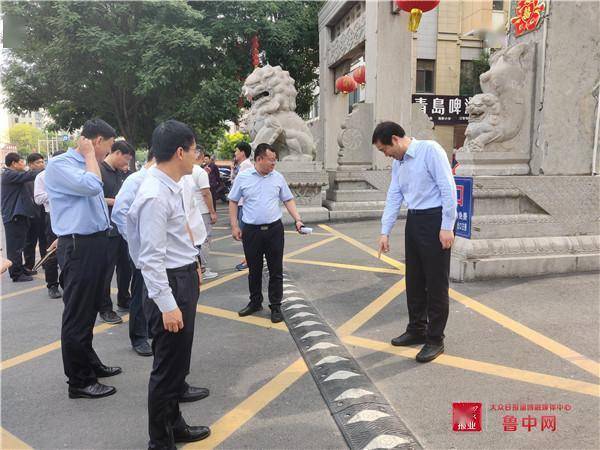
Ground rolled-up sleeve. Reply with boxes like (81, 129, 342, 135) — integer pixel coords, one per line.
(137, 198, 178, 313)
(428, 144, 457, 231)
(46, 159, 104, 197)
(381, 161, 405, 235)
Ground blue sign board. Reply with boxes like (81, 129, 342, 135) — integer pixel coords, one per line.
(63, 135, 69, 142)
(454, 176, 473, 239)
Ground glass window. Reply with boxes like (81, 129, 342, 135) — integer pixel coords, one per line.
(493, 1, 504, 11)
(416, 60, 435, 94)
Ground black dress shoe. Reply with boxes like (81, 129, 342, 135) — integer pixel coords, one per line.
(13, 274, 33, 282)
(179, 385, 210, 403)
(270, 308, 283, 324)
(23, 268, 38, 276)
(416, 343, 444, 363)
(173, 425, 211, 443)
(238, 304, 262, 317)
(133, 341, 153, 357)
(48, 286, 62, 299)
(68, 382, 116, 399)
(94, 364, 122, 378)
(99, 311, 123, 324)
(391, 332, 426, 347)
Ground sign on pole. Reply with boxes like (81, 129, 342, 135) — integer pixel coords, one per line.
(454, 176, 473, 239)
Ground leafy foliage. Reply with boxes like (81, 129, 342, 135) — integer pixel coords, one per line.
(8, 124, 45, 154)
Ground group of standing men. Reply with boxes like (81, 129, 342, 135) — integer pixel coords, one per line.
(2, 115, 457, 448)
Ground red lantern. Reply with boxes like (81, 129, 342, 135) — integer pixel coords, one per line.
(394, 0, 440, 32)
(352, 65, 366, 86)
(335, 75, 357, 94)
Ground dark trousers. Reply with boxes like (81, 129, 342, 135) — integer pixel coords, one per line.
(100, 235, 132, 313)
(24, 209, 47, 270)
(129, 266, 149, 347)
(145, 263, 199, 450)
(241, 220, 284, 309)
(4, 215, 30, 280)
(42, 212, 59, 289)
(404, 211, 451, 345)
(57, 232, 109, 387)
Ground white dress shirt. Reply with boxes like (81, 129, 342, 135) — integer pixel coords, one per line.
(237, 158, 254, 206)
(112, 166, 148, 242)
(181, 167, 208, 246)
(33, 170, 50, 212)
(127, 167, 198, 313)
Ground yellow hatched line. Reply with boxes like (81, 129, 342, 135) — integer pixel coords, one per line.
(343, 335, 600, 398)
(320, 224, 600, 380)
(0, 428, 31, 449)
(197, 305, 287, 332)
(0, 283, 47, 301)
(285, 258, 403, 275)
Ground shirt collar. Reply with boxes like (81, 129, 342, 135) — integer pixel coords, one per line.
(149, 166, 182, 194)
(67, 148, 85, 163)
(250, 167, 274, 178)
(404, 138, 419, 159)
(101, 160, 117, 173)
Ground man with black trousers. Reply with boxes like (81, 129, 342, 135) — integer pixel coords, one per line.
(1, 152, 41, 282)
(127, 120, 210, 448)
(45, 119, 122, 399)
(373, 121, 457, 363)
(228, 143, 305, 324)
(98, 140, 135, 324)
(23, 153, 48, 274)
(33, 151, 64, 299)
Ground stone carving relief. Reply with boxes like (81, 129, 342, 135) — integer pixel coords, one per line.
(241, 65, 315, 161)
(336, 102, 373, 170)
(462, 43, 535, 153)
(326, 15, 366, 67)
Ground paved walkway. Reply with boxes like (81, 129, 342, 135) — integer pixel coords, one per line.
(1, 212, 599, 449)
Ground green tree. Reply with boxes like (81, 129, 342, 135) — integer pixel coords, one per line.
(8, 123, 45, 155)
(216, 131, 250, 161)
(2, 1, 321, 146)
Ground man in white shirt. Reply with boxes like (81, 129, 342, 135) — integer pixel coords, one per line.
(33, 151, 64, 299)
(190, 148, 218, 279)
(232, 142, 253, 271)
(127, 120, 210, 447)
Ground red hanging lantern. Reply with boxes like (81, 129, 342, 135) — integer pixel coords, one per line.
(394, 0, 440, 32)
(335, 75, 357, 94)
(352, 65, 366, 86)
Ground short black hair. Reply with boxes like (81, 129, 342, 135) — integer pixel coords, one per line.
(254, 143, 277, 160)
(235, 141, 252, 158)
(371, 121, 406, 145)
(111, 140, 135, 156)
(26, 153, 44, 164)
(81, 118, 117, 140)
(151, 120, 196, 163)
(4, 152, 22, 167)
(147, 148, 154, 162)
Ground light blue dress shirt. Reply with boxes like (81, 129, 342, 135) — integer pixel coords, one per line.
(228, 168, 294, 225)
(45, 149, 110, 236)
(381, 139, 457, 235)
(112, 166, 147, 241)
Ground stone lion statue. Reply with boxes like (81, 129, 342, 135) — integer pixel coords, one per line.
(463, 43, 533, 152)
(241, 65, 315, 161)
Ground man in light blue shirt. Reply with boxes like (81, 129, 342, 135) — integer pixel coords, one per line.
(228, 143, 304, 323)
(112, 149, 154, 357)
(374, 121, 457, 363)
(45, 118, 122, 399)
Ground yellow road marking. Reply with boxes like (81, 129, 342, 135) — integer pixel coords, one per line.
(319, 224, 405, 273)
(343, 335, 600, 398)
(0, 428, 31, 449)
(321, 224, 600, 379)
(212, 225, 331, 237)
(449, 288, 600, 379)
(211, 235, 233, 243)
(337, 279, 406, 337)
(184, 358, 308, 449)
(197, 305, 287, 332)
(284, 236, 339, 259)
(201, 270, 247, 291)
(285, 258, 403, 275)
(210, 251, 244, 258)
(0, 283, 47, 301)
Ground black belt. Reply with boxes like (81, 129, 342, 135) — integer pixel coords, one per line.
(244, 219, 282, 231)
(59, 229, 109, 240)
(166, 262, 198, 274)
(407, 207, 442, 215)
